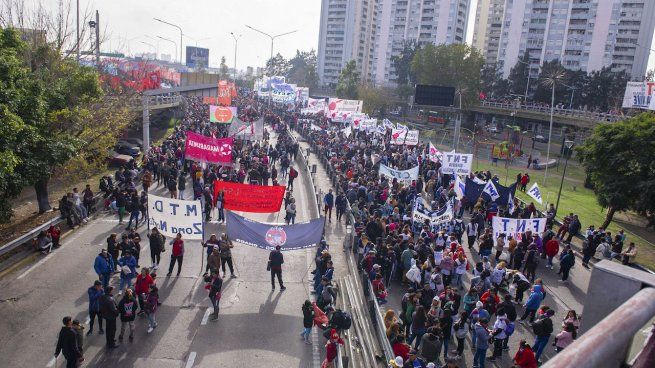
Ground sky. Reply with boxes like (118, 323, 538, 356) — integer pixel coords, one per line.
(18, 0, 655, 72)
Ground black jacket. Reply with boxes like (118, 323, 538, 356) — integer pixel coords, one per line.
(55, 326, 80, 359)
(497, 300, 517, 322)
(99, 294, 119, 319)
(269, 250, 284, 271)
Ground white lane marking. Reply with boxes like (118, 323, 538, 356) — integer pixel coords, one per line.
(46, 356, 57, 367)
(200, 308, 211, 326)
(17, 223, 93, 280)
(185, 352, 197, 368)
(17, 253, 54, 280)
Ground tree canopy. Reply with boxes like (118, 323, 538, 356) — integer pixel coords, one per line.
(336, 60, 360, 99)
(286, 50, 319, 91)
(0, 27, 132, 221)
(576, 113, 655, 228)
(411, 43, 484, 108)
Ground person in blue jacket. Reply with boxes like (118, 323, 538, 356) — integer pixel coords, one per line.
(94, 249, 114, 289)
(519, 283, 544, 324)
(87, 280, 105, 335)
(117, 250, 137, 294)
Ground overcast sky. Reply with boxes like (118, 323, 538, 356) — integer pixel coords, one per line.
(22, 0, 655, 71)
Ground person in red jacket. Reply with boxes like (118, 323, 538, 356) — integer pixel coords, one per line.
(167, 233, 184, 277)
(545, 237, 560, 269)
(392, 335, 411, 362)
(513, 339, 538, 368)
(134, 267, 154, 315)
(323, 328, 344, 368)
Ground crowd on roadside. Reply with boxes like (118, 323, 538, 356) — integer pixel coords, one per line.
(55, 93, 315, 367)
(291, 112, 632, 368)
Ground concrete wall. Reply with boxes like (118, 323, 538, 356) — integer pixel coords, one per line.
(180, 72, 220, 87)
(582, 261, 655, 334)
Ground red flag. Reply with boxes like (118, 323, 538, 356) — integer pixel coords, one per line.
(213, 181, 286, 213)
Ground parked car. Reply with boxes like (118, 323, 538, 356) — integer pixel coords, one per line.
(533, 134, 548, 143)
(115, 142, 140, 157)
(107, 150, 132, 167)
(121, 137, 143, 148)
(486, 125, 500, 133)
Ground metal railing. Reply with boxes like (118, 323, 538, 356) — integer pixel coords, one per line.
(480, 100, 624, 123)
(543, 287, 655, 368)
(296, 124, 394, 366)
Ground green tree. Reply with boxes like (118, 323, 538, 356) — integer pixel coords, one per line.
(533, 60, 569, 105)
(480, 64, 510, 98)
(358, 85, 393, 116)
(577, 113, 655, 229)
(336, 60, 360, 99)
(582, 67, 630, 111)
(0, 27, 131, 219)
(410, 43, 483, 107)
(508, 50, 530, 97)
(265, 53, 289, 77)
(286, 49, 319, 91)
(391, 40, 419, 85)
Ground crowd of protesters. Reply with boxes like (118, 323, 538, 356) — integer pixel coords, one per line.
(56, 91, 318, 367)
(290, 112, 615, 368)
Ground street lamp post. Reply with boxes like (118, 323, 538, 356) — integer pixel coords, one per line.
(245, 25, 297, 104)
(517, 58, 531, 102)
(555, 140, 574, 216)
(154, 18, 183, 65)
(157, 36, 178, 63)
(230, 32, 242, 82)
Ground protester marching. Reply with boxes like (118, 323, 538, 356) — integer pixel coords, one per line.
(287, 107, 632, 368)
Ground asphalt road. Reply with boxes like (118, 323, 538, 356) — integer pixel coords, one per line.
(0, 130, 339, 368)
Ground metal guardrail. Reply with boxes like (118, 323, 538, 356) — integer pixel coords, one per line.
(0, 216, 64, 258)
(296, 124, 394, 365)
(479, 100, 624, 123)
(543, 287, 655, 368)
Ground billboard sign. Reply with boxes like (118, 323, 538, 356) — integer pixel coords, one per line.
(186, 46, 209, 69)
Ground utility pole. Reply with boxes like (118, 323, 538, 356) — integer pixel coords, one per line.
(76, 0, 80, 61)
(95, 10, 100, 67)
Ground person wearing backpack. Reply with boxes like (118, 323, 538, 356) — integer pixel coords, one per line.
(531, 309, 555, 363)
(288, 165, 298, 190)
(522, 244, 539, 282)
(496, 294, 517, 350)
(452, 311, 468, 359)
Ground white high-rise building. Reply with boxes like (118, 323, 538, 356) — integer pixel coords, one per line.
(472, 0, 655, 80)
(317, 0, 377, 86)
(317, 0, 471, 87)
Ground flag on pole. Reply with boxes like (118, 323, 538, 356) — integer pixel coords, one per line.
(454, 175, 466, 200)
(527, 182, 543, 204)
(482, 180, 501, 201)
(508, 193, 515, 214)
(396, 122, 409, 132)
(383, 118, 394, 130)
(428, 142, 442, 163)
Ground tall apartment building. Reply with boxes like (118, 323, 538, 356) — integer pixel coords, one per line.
(472, 0, 655, 80)
(317, 0, 378, 86)
(317, 0, 471, 87)
(471, 0, 506, 66)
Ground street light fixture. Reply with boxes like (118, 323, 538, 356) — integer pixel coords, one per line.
(157, 36, 178, 64)
(230, 32, 243, 82)
(154, 18, 183, 64)
(516, 58, 534, 103)
(555, 140, 575, 216)
(245, 24, 297, 103)
(540, 67, 567, 186)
